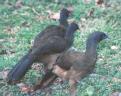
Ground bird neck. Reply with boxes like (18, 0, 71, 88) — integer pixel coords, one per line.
(59, 19, 68, 29)
(64, 28, 75, 46)
(85, 38, 98, 58)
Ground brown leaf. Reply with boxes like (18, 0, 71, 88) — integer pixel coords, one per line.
(48, 7, 73, 20)
(49, 12, 60, 20)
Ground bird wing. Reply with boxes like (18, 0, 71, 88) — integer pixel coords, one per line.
(56, 49, 78, 70)
(33, 25, 65, 48)
(31, 36, 66, 57)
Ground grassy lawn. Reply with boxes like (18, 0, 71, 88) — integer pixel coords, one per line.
(0, 0, 121, 96)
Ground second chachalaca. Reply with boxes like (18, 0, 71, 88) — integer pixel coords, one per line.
(33, 32, 108, 96)
(7, 9, 78, 84)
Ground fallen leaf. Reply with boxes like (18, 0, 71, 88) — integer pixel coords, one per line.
(49, 12, 60, 20)
(48, 7, 73, 20)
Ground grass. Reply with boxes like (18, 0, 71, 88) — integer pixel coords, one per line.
(0, 0, 121, 96)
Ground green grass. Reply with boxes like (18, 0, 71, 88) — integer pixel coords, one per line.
(0, 0, 121, 96)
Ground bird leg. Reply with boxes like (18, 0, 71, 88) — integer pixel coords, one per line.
(69, 79, 77, 96)
(52, 65, 68, 79)
(53, 65, 80, 96)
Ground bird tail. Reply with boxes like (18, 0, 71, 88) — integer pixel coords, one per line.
(33, 69, 58, 91)
(7, 50, 35, 84)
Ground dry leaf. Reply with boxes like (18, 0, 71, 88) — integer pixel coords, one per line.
(48, 7, 73, 20)
(49, 12, 60, 20)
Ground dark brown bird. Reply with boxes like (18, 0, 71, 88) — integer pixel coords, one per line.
(7, 8, 78, 84)
(34, 32, 108, 96)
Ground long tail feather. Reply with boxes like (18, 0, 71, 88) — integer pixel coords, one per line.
(7, 51, 34, 84)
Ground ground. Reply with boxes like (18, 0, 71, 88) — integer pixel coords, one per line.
(0, 0, 121, 96)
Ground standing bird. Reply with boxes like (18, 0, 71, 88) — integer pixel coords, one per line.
(36, 32, 108, 96)
(7, 8, 74, 84)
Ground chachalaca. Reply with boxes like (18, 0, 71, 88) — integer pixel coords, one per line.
(8, 20, 78, 84)
(7, 8, 75, 84)
(33, 31, 108, 96)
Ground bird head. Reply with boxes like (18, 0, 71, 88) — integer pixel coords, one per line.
(60, 8, 71, 20)
(89, 31, 109, 43)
